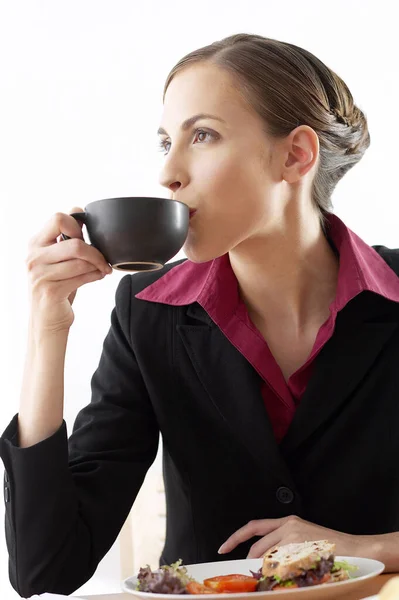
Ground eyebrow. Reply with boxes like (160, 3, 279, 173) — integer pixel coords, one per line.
(157, 113, 226, 136)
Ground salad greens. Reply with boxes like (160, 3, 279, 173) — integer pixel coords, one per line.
(137, 559, 192, 594)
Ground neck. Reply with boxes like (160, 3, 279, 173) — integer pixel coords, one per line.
(229, 208, 339, 331)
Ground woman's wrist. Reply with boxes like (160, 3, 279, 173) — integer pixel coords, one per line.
(358, 532, 399, 572)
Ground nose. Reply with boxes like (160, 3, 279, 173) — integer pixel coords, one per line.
(159, 171, 182, 195)
(169, 182, 181, 194)
(158, 154, 188, 195)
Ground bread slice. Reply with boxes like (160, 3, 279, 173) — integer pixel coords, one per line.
(262, 540, 335, 581)
(379, 576, 399, 600)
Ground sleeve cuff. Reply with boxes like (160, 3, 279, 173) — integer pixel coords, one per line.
(1, 414, 19, 447)
(0, 414, 68, 481)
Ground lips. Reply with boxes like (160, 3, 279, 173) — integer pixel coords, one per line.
(189, 209, 197, 218)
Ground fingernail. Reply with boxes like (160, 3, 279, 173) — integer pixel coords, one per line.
(218, 544, 226, 554)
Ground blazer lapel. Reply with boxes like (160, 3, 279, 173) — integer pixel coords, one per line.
(280, 293, 399, 456)
(177, 303, 295, 488)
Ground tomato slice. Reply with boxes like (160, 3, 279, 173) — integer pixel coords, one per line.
(203, 574, 258, 593)
(187, 581, 219, 594)
(318, 573, 332, 585)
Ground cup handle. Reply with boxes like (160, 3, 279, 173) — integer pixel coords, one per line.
(61, 212, 87, 241)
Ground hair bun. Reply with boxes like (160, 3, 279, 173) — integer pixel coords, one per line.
(331, 105, 365, 131)
(332, 108, 351, 127)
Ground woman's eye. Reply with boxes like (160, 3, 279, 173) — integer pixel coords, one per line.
(158, 128, 215, 155)
(193, 129, 212, 144)
(158, 139, 171, 154)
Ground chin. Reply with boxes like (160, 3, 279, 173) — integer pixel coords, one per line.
(183, 241, 227, 264)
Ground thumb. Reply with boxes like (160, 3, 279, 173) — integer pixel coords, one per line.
(56, 207, 85, 243)
(69, 206, 85, 229)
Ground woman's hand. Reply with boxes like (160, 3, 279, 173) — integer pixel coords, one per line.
(218, 515, 360, 558)
(26, 208, 112, 334)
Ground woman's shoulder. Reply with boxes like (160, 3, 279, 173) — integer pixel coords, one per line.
(373, 245, 399, 276)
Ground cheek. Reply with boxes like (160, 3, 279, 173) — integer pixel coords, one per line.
(198, 153, 265, 214)
(204, 158, 240, 192)
(185, 177, 266, 262)
(183, 149, 270, 262)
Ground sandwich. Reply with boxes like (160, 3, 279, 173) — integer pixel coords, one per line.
(257, 540, 357, 590)
(379, 576, 399, 600)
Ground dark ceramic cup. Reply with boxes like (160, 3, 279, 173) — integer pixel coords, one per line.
(62, 197, 189, 272)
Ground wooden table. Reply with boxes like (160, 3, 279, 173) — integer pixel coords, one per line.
(81, 574, 397, 599)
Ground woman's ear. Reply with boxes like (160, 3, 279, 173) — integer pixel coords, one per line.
(282, 125, 319, 183)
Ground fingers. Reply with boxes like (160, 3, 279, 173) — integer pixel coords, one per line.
(29, 257, 106, 303)
(32, 258, 100, 282)
(26, 208, 112, 275)
(69, 206, 84, 214)
(25, 209, 112, 330)
(247, 532, 282, 559)
(39, 269, 107, 303)
(28, 237, 111, 275)
(31, 210, 85, 247)
(56, 206, 85, 242)
(218, 519, 285, 554)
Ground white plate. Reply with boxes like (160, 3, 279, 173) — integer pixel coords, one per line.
(122, 556, 384, 600)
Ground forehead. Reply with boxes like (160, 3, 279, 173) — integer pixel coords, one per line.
(161, 63, 254, 129)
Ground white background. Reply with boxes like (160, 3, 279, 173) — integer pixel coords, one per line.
(0, 0, 398, 597)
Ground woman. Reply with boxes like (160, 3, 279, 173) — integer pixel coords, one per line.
(1, 33, 399, 597)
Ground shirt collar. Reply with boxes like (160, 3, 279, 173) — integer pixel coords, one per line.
(135, 214, 399, 308)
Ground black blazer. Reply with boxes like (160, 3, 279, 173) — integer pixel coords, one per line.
(2, 246, 399, 597)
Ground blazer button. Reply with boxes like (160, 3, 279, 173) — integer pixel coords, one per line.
(276, 486, 294, 504)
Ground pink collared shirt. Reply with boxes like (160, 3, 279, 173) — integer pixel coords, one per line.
(136, 214, 399, 442)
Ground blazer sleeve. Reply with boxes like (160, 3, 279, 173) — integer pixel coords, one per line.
(0, 274, 160, 597)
